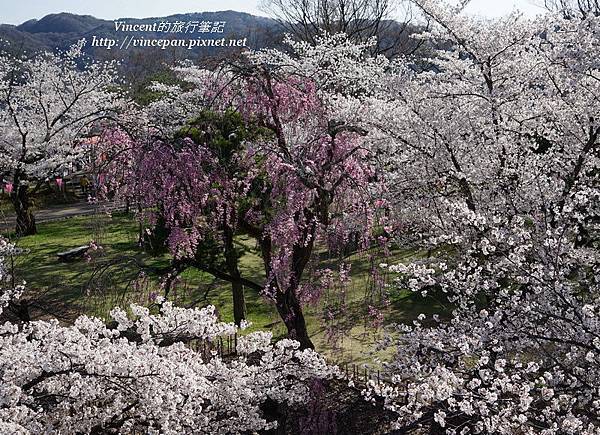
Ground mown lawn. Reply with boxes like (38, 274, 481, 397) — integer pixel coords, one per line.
(2, 211, 446, 365)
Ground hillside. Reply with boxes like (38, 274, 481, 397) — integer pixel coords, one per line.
(0, 11, 285, 59)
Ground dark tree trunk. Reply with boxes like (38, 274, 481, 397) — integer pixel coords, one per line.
(275, 288, 314, 350)
(223, 223, 246, 326)
(11, 181, 36, 236)
(231, 280, 246, 327)
(11, 299, 31, 322)
(260, 232, 315, 350)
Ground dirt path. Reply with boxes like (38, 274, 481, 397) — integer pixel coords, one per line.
(0, 201, 123, 232)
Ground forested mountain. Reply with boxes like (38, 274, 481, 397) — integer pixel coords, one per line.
(0, 11, 285, 59)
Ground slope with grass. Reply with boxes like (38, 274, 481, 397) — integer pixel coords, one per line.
(2, 211, 444, 365)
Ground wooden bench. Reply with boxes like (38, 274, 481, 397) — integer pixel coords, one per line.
(57, 245, 90, 262)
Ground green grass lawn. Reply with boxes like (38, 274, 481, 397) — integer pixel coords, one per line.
(2, 210, 446, 366)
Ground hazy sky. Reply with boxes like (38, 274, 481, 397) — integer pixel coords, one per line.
(463, 0, 546, 17)
(1, 0, 548, 25)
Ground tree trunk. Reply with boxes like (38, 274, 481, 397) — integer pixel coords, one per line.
(260, 234, 315, 350)
(12, 299, 31, 322)
(11, 182, 36, 236)
(231, 280, 246, 327)
(275, 288, 314, 350)
(223, 223, 246, 326)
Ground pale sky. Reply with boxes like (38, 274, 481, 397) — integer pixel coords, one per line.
(0, 0, 549, 25)
(463, 0, 547, 17)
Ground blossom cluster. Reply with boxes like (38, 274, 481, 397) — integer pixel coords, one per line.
(0, 239, 339, 434)
(369, 2, 600, 433)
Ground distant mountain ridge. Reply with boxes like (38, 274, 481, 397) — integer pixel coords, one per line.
(16, 13, 106, 34)
(0, 11, 285, 57)
(0, 10, 419, 97)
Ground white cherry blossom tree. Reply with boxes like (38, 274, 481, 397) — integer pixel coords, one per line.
(0, 40, 123, 235)
(0, 237, 339, 434)
(364, 1, 600, 433)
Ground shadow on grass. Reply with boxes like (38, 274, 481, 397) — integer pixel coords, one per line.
(2, 212, 449, 365)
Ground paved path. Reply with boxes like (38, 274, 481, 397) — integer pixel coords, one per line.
(0, 201, 123, 232)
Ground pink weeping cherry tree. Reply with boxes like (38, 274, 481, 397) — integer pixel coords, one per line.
(100, 37, 387, 350)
